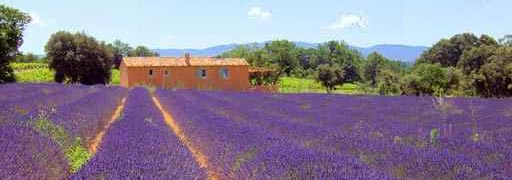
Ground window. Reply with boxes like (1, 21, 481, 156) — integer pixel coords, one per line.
(197, 68, 207, 79)
(220, 68, 229, 79)
(148, 69, 154, 77)
(164, 70, 170, 77)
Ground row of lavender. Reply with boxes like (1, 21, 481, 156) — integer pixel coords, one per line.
(72, 88, 206, 179)
(156, 89, 512, 179)
(0, 84, 127, 179)
(155, 89, 393, 180)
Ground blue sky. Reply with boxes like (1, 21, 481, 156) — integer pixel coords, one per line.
(2, 0, 511, 54)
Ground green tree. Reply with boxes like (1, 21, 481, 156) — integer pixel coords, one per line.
(472, 46, 512, 97)
(15, 52, 40, 63)
(316, 64, 345, 93)
(363, 52, 387, 86)
(264, 40, 298, 84)
(0, 5, 31, 83)
(377, 68, 401, 95)
(218, 43, 268, 67)
(128, 46, 159, 57)
(418, 33, 479, 67)
(108, 40, 133, 68)
(318, 41, 362, 82)
(401, 63, 450, 96)
(457, 45, 497, 75)
(45, 31, 113, 85)
(294, 48, 317, 77)
(111, 40, 132, 56)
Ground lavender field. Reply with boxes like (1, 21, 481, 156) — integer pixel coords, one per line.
(1, 83, 512, 179)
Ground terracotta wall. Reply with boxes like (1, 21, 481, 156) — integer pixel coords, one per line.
(119, 61, 129, 87)
(120, 64, 250, 91)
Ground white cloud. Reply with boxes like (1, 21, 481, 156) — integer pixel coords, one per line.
(248, 6, 272, 21)
(323, 13, 368, 32)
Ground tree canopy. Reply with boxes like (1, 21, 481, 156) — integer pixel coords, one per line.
(46, 31, 113, 85)
(128, 46, 159, 57)
(315, 64, 344, 93)
(0, 5, 31, 83)
(408, 33, 511, 97)
(218, 34, 511, 97)
(417, 33, 498, 67)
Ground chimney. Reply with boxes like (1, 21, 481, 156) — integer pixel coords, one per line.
(185, 53, 191, 66)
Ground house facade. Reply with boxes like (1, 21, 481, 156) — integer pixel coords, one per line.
(120, 54, 250, 91)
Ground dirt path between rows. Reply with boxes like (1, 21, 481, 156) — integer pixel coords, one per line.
(152, 96, 220, 180)
(88, 98, 126, 154)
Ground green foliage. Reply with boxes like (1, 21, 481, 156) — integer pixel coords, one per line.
(377, 68, 401, 96)
(13, 62, 53, 83)
(472, 46, 512, 97)
(34, 115, 69, 147)
(15, 52, 44, 63)
(320, 41, 363, 83)
(13, 62, 121, 84)
(401, 63, 465, 96)
(32, 109, 91, 173)
(362, 52, 405, 88)
(363, 52, 386, 86)
(110, 40, 132, 57)
(315, 64, 345, 93)
(108, 40, 132, 68)
(0, 4, 31, 83)
(264, 40, 299, 84)
(128, 45, 159, 57)
(220, 40, 364, 85)
(45, 31, 113, 85)
(458, 45, 497, 75)
(417, 33, 512, 97)
(278, 77, 360, 94)
(65, 138, 91, 172)
(110, 69, 120, 84)
(219, 43, 268, 67)
(15, 68, 54, 82)
(430, 128, 439, 144)
(11, 62, 48, 70)
(418, 33, 481, 67)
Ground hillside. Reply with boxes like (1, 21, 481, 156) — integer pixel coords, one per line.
(154, 42, 428, 62)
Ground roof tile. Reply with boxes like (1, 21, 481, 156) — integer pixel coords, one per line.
(123, 57, 249, 67)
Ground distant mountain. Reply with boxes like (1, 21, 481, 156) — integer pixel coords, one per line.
(153, 44, 237, 57)
(353, 45, 428, 63)
(153, 42, 428, 63)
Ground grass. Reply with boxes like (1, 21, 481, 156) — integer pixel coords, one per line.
(12, 62, 120, 85)
(32, 110, 91, 172)
(278, 77, 362, 94)
(15, 68, 55, 83)
(111, 69, 120, 85)
(11, 62, 49, 70)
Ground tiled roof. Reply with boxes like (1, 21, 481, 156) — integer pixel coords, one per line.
(123, 57, 249, 67)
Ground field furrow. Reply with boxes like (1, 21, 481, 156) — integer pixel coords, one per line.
(156, 89, 512, 179)
(72, 88, 207, 179)
(0, 84, 128, 177)
(155, 89, 393, 180)
(88, 97, 126, 154)
(152, 96, 219, 180)
(2, 83, 511, 179)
